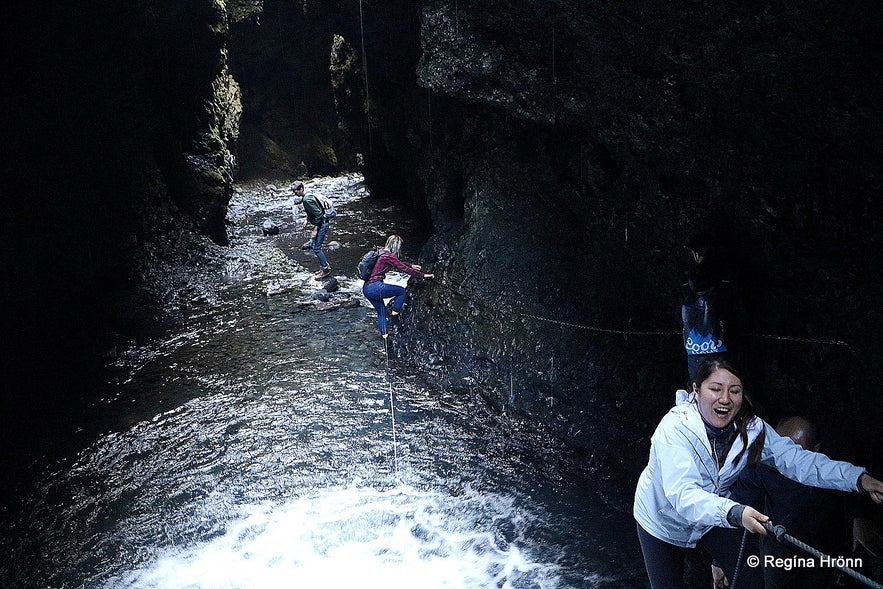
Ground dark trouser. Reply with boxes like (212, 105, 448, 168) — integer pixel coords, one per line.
(637, 523, 761, 589)
(311, 219, 330, 269)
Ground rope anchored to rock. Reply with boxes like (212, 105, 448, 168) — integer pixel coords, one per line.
(432, 278, 855, 351)
(383, 335, 400, 477)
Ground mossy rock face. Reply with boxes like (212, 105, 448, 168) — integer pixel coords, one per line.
(210, 70, 242, 146)
(331, 34, 363, 131)
(237, 124, 300, 177)
(179, 55, 242, 247)
(226, 0, 263, 23)
(181, 154, 230, 245)
(330, 34, 358, 81)
(311, 136, 339, 172)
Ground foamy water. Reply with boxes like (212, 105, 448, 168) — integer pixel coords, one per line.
(112, 485, 567, 589)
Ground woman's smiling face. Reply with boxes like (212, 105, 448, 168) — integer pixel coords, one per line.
(694, 367, 743, 428)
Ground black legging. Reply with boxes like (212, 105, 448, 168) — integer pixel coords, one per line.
(637, 522, 762, 589)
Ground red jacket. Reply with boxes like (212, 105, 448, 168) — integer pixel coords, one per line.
(366, 251, 425, 284)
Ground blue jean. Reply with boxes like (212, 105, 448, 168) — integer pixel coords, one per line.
(636, 522, 760, 589)
(310, 220, 330, 269)
(363, 281, 407, 335)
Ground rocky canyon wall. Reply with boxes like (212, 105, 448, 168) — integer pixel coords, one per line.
(2, 0, 242, 416)
(379, 1, 883, 479)
(3, 1, 880, 482)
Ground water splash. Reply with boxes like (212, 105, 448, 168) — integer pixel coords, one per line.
(112, 485, 561, 589)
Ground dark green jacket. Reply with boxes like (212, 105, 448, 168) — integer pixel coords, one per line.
(302, 195, 324, 226)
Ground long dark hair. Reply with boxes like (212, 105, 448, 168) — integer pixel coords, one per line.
(693, 358, 765, 466)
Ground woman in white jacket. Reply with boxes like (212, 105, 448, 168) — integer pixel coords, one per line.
(633, 359, 883, 589)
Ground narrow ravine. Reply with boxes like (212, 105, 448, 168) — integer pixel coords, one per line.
(1, 175, 645, 589)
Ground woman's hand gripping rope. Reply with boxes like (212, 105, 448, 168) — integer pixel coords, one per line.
(859, 473, 883, 503)
(741, 505, 771, 535)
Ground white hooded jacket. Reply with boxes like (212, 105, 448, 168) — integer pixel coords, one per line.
(634, 390, 865, 547)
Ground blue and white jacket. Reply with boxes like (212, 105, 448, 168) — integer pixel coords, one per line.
(634, 390, 865, 547)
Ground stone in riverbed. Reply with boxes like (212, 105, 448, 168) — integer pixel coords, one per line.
(320, 277, 339, 292)
(261, 219, 280, 235)
(340, 297, 362, 309)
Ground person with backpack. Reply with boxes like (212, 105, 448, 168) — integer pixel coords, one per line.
(681, 233, 742, 384)
(362, 235, 433, 339)
(291, 181, 336, 279)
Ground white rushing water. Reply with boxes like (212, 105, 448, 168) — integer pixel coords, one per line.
(113, 485, 564, 589)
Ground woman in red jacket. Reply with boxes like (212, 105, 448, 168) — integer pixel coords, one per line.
(362, 235, 433, 339)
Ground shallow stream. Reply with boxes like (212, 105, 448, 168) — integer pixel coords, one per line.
(0, 174, 644, 588)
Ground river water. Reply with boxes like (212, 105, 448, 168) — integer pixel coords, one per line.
(1, 174, 645, 588)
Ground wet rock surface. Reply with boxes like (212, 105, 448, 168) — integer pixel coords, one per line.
(362, 1, 883, 482)
(3, 0, 881, 530)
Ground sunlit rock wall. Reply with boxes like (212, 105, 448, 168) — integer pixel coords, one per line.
(379, 1, 883, 478)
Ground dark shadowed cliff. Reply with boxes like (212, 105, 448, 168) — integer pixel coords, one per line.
(2, 0, 881, 482)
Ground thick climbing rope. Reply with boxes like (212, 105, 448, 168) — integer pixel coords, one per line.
(761, 522, 883, 589)
(358, 0, 372, 152)
(383, 335, 400, 476)
(729, 529, 749, 589)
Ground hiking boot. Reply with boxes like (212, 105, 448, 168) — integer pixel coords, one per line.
(313, 267, 332, 279)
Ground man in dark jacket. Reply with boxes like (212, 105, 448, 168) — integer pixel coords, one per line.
(726, 416, 847, 589)
(291, 181, 332, 279)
